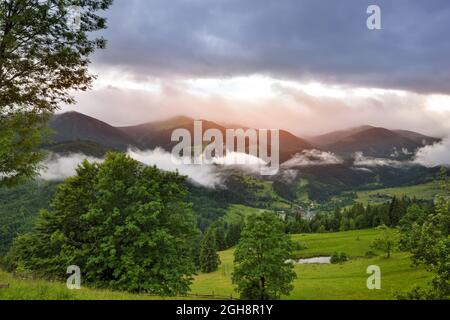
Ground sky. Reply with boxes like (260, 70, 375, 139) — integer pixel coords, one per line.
(62, 0, 450, 137)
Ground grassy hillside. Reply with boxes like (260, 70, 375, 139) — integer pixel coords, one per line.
(190, 229, 431, 300)
(223, 204, 270, 224)
(355, 182, 444, 205)
(0, 270, 178, 300)
(0, 229, 432, 300)
(291, 229, 381, 258)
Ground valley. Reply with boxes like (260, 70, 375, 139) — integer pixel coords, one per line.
(0, 111, 447, 300)
(0, 229, 431, 300)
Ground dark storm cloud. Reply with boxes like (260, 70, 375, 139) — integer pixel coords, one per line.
(94, 0, 450, 94)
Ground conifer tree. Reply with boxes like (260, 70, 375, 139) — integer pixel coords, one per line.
(199, 228, 220, 273)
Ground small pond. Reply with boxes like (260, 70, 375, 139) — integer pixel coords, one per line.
(297, 257, 331, 264)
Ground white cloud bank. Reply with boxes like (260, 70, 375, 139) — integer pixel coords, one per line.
(38, 149, 270, 188)
(353, 152, 403, 167)
(39, 154, 103, 181)
(128, 148, 223, 188)
(282, 149, 343, 168)
(414, 137, 450, 167)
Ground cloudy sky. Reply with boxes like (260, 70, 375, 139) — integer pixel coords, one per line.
(63, 0, 450, 137)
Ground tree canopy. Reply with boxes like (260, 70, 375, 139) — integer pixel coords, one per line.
(199, 227, 220, 273)
(6, 153, 200, 296)
(398, 168, 450, 299)
(0, 0, 112, 185)
(232, 212, 296, 300)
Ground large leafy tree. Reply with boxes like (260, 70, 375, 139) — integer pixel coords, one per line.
(232, 212, 296, 300)
(6, 153, 200, 296)
(399, 168, 449, 300)
(0, 0, 112, 185)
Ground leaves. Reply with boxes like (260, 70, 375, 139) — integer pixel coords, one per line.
(6, 153, 200, 296)
(199, 227, 220, 273)
(398, 168, 450, 299)
(0, 0, 112, 185)
(371, 224, 398, 258)
(232, 212, 296, 300)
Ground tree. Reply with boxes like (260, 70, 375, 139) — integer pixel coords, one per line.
(371, 225, 398, 258)
(398, 168, 449, 299)
(199, 228, 220, 273)
(398, 204, 427, 251)
(0, 0, 112, 185)
(225, 222, 242, 248)
(232, 212, 296, 300)
(212, 221, 227, 251)
(6, 153, 200, 296)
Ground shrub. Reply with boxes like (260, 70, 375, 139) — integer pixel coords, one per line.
(330, 252, 348, 264)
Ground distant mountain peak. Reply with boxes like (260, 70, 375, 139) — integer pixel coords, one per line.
(50, 111, 139, 150)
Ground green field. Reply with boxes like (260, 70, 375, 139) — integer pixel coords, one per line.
(291, 228, 381, 258)
(355, 182, 444, 205)
(223, 204, 269, 224)
(0, 229, 432, 300)
(190, 229, 431, 300)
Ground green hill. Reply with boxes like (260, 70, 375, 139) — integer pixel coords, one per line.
(355, 182, 445, 205)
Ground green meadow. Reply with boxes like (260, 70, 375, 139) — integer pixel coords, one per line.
(355, 182, 444, 205)
(0, 229, 432, 300)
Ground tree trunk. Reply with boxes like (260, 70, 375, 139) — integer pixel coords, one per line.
(259, 276, 266, 300)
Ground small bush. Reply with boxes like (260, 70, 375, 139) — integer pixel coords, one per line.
(365, 251, 377, 258)
(330, 252, 348, 264)
(292, 242, 307, 251)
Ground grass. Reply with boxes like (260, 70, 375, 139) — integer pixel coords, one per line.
(288, 253, 430, 300)
(291, 229, 382, 258)
(0, 229, 432, 300)
(223, 204, 269, 224)
(0, 270, 166, 300)
(190, 229, 431, 300)
(356, 182, 444, 205)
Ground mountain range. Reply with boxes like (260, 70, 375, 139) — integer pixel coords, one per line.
(48, 111, 440, 162)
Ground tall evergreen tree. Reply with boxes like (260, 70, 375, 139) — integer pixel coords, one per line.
(214, 222, 227, 251)
(199, 228, 220, 273)
(225, 223, 242, 248)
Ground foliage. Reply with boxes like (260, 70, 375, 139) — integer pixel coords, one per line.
(1, 228, 433, 300)
(291, 196, 428, 235)
(371, 225, 398, 258)
(0, 0, 112, 185)
(0, 112, 49, 186)
(398, 167, 450, 300)
(232, 212, 296, 300)
(199, 228, 220, 273)
(186, 184, 228, 230)
(0, 180, 58, 255)
(225, 222, 242, 248)
(330, 252, 348, 264)
(5, 153, 200, 296)
(43, 140, 115, 158)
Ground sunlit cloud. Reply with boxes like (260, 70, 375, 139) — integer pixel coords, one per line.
(184, 75, 277, 101)
(91, 67, 161, 93)
(426, 94, 450, 112)
(65, 71, 450, 138)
